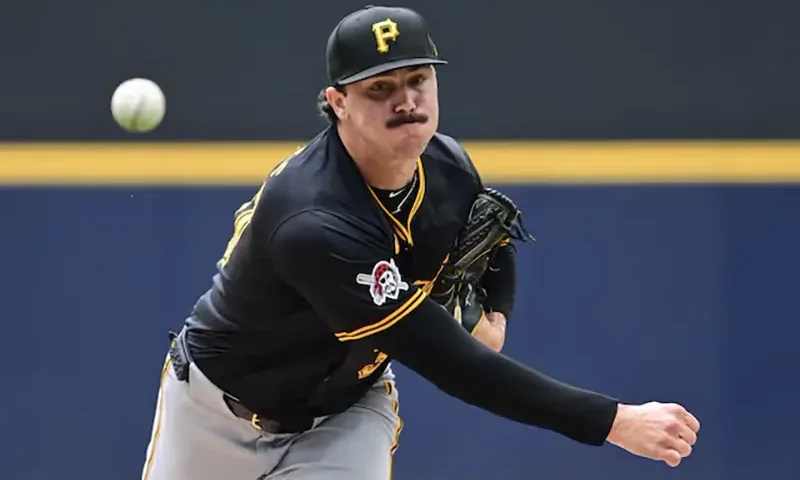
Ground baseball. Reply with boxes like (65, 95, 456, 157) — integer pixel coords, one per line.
(110, 78, 166, 133)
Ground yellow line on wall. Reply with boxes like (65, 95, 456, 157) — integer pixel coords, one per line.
(1, 141, 799, 185)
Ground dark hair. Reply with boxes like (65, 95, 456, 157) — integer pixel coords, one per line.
(316, 86, 345, 124)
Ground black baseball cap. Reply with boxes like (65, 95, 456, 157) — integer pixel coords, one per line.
(326, 5, 447, 86)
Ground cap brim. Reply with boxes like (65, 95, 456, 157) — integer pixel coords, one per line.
(336, 57, 448, 85)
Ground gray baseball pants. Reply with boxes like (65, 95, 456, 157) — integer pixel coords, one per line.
(139, 354, 402, 480)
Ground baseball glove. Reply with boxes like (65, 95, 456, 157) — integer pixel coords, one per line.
(430, 187, 534, 333)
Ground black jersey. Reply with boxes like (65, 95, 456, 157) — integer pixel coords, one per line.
(186, 126, 482, 418)
(185, 126, 619, 446)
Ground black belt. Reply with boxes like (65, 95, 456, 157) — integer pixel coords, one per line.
(168, 328, 313, 435)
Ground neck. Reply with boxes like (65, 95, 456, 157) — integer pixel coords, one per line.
(337, 124, 418, 190)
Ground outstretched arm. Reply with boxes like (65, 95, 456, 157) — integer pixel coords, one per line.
(271, 209, 700, 463)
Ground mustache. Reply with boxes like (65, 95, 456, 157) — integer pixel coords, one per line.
(386, 112, 429, 129)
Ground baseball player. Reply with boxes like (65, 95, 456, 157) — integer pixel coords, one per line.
(140, 5, 701, 480)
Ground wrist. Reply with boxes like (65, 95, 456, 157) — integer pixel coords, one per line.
(606, 403, 628, 445)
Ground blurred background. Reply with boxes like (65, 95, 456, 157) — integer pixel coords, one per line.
(1, 1, 799, 479)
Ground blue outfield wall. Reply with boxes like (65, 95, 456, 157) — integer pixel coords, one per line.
(1, 184, 799, 479)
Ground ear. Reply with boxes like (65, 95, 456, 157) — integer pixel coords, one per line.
(325, 86, 347, 120)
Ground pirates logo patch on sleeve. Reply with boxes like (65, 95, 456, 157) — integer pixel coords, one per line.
(356, 259, 409, 306)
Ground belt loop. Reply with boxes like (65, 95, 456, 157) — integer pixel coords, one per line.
(250, 413, 261, 429)
(168, 326, 191, 382)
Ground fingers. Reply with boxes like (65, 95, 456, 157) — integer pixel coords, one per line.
(661, 405, 697, 467)
(614, 402, 700, 468)
(658, 436, 690, 468)
(662, 449, 682, 467)
(678, 422, 698, 446)
(667, 403, 701, 433)
(683, 410, 701, 433)
(664, 434, 693, 457)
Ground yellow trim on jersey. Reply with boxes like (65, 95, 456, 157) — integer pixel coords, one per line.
(335, 289, 427, 342)
(405, 158, 426, 239)
(367, 188, 405, 243)
(384, 380, 403, 457)
(385, 380, 403, 480)
(141, 355, 173, 480)
(367, 157, 426, 245)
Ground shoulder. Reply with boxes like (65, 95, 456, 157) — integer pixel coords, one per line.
(423, 132, 483, 185)
(269, 209, 389, 264)
(252, 129, 388, 240)
(260, 129, 331, 199)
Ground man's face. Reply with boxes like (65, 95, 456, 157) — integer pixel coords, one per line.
(329, 65, 439, 159)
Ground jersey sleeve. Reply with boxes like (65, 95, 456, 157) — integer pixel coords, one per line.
(481, 242, 517, 319)
(270, 210, 620, 446)
(270, 209, 427, 342)
(437, 133, 484, 187)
